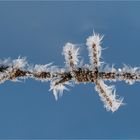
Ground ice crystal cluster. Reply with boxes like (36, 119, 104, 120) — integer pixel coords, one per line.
(0, 33, 140, 112)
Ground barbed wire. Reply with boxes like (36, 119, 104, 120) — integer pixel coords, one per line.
(0, 33, 140, 112)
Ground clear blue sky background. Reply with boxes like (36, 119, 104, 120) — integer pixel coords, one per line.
(0, 1, 140, 139)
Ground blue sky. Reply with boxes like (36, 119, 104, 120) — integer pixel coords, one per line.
(0, 1, 140, 139)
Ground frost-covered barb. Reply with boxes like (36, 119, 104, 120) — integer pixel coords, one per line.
(86, 33, 103, 70)
(63, 43, 80, 69)
(0, 33, 140, 112)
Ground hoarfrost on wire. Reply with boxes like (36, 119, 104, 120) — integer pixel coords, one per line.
(0, 32, 139, 112)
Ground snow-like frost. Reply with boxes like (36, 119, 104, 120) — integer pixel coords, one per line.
(95, 79, 124, 112)
(86, 33, 104, 67)
(122, 64, 139, 73)
(0, 57, 28, 83)
(103, 64, 117, 72)
(33, 63, 53, 72)
(0, 57, 27, 69)
(121, 64, 140, 85)
(12, 57, 27, 69)
(63, 43, 80, 67)
(49, 80, 72, 100)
